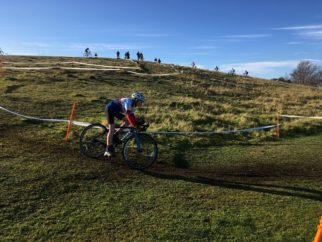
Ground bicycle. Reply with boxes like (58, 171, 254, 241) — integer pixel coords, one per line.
(79, 122, 158, 170)
(83, 51, 92, 57)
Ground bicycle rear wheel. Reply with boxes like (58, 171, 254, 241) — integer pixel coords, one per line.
(122, 133, 158, 170)
(80, 123, 107, 158)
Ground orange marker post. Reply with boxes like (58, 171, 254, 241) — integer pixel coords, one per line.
(65, 103, 76, 141)
(276, 113, 280, 138)
(313, 217, 322, 242)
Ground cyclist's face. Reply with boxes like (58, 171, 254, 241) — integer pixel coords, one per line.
(136, 100, 143, 107)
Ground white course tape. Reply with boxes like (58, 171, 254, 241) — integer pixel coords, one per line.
(60, 67, 124, 71)
(280, 114, 322, 120)
(4, 66, 181, 76)
(125, 70, 180, 76)
(3, 67, 132, 71)
(146, 125, 279, 135)
(65, 62, 140, 70)
(3, 67, 56, 70)
(3, 61, 181, 76)
(4, 61, 140, 69)
(1, 104, 277, 135)
(0, 105, 91, 127)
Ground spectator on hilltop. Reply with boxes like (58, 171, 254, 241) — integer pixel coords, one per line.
(116, 51, 120, 59)
(192, 61, 196, 68)
(124, 51, 130, 60)
(214, 66, 219, 72)
(154, 58, 158, 62)
(137, 52, 144, 61)
(244, 70, 249, 77)
(84, 48, 91, 57)
(158, 58, 161, 64)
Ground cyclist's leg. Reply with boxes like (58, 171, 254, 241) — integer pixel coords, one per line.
(113, 113, 126, 136)
(105, 106, 117, 156)
(107, 123, 115, 147)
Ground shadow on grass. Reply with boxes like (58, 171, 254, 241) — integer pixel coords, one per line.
(143, 166, 322, 202)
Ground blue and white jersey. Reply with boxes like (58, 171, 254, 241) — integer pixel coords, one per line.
(119, 98, 135, 114)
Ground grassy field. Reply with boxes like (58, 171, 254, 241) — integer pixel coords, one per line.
(0, 55, 322, 241)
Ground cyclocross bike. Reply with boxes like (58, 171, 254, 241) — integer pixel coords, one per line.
(79, 123, 158, 170)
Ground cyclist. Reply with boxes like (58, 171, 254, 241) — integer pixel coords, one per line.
(104, 91, 145, 157)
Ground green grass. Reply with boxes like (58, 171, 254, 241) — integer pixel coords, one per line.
(0, 55, 322, 241)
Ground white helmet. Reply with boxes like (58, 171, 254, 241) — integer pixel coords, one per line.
(131, 91, 145, 102)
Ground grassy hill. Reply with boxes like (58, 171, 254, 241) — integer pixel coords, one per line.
(0, 55, 321, 241)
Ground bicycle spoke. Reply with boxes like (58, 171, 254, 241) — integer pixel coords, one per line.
(123, 133, 158, 169)
(80, 124, 107, 158)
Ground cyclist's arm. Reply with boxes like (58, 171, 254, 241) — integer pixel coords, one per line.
(125, 111, 137, 127)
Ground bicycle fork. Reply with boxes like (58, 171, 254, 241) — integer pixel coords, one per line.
(133, 131, 142, 152)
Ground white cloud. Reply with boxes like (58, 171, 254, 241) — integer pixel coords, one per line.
(275, 24, 322, 40)
(220, 59, 322, 76)
(286, 41, 301, 45)
(180, 52, 212, 56)
(20, 42, 53, 48)
(191, 46, 219, 50)
(297, 30, 322, 39)
(222, 34, 270, 39)
(276, 24, 322, 30)
(198, 34, 270, 43)
(129, 33, 178, 37)
(220, 60, 299, 75)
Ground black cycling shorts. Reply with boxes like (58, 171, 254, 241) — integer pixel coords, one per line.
(105, 102, 125, 124)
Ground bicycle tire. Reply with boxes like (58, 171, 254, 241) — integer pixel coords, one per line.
(80, 123, 108, 158)
(122, 133, 158, 170)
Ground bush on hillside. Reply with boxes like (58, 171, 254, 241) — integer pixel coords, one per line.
(291, 61, 322, 86)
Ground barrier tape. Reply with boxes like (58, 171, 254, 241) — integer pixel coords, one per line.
(0, 105, 91, 127)
(146, 125, 279, 135)
(3, 61, 180, 76)
(3, 61, 140, 69)
(1, 103, 278, 135)
(280, 114, 322, 120)
(125, 70, 180, 77)
(3, 67, 132, 71)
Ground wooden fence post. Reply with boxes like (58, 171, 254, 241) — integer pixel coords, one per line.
(276, 113, 280, 138)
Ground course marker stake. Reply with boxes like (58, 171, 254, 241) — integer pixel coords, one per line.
(313, 217, 322, 242)
(275, 113, 280, 138)
(65, 103, 76, 141)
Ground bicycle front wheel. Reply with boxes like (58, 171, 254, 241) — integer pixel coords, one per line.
(122, 133, 158, 170)
(80, 123, 108, 158)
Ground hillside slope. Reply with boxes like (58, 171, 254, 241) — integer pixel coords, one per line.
(0, 55, 322, 241)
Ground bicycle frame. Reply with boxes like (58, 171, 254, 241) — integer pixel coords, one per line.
(79, 122, 157, 169)
(113, 126, 144, 149)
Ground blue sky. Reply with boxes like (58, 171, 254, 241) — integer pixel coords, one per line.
(1, 0, 322, 79)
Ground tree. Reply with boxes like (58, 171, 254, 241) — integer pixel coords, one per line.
(290, 61, 321, 86)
